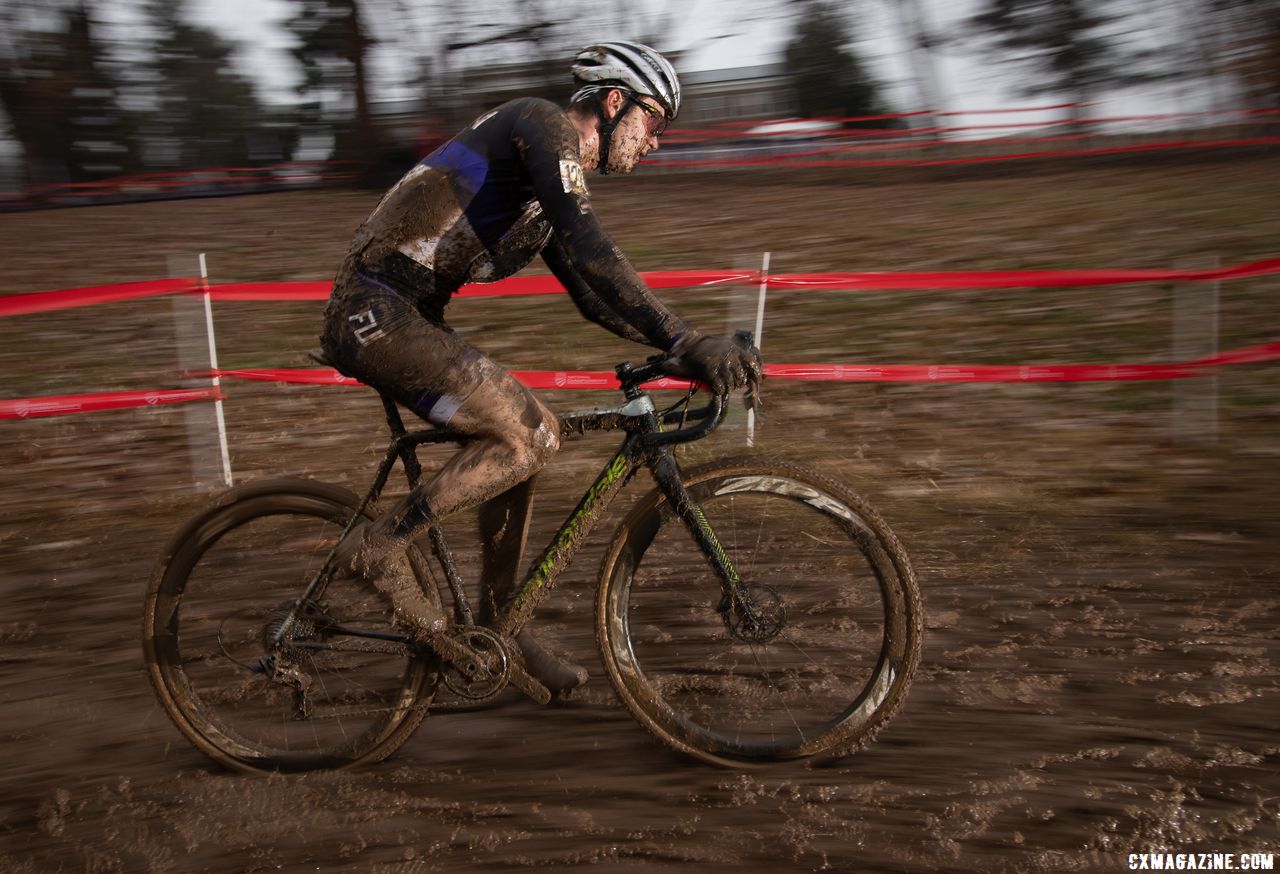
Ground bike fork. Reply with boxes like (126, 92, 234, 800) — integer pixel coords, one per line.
(650, 452, 742, 604)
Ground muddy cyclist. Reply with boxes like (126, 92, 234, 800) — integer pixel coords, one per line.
(319, 41, 762, 694)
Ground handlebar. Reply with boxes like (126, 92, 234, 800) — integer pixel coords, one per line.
(613, 330, 754, 448)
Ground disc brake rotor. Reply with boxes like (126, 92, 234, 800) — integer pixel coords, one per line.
(724, 583, 786, 644)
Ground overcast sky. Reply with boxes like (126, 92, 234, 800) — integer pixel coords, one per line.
(170, 0, 1193, 120)
(0, 0, 1201, 169)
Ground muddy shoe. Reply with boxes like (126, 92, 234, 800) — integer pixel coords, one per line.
(516, 628, 588, 694)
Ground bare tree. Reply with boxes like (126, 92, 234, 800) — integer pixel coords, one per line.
(0, 1, 137, 185)
(970, 0, 1172, 126)
(286, 0, 383, 180)
(888, 0, 948, 133)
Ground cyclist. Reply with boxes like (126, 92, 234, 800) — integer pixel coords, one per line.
(320, 40, 761, 694)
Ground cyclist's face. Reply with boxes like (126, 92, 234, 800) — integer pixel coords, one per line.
(606, 93, 666, 174)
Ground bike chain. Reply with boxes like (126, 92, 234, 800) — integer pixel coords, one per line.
(288, 638, 409, 656)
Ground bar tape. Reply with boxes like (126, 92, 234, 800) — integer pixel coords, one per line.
(0, 387, 221, 420)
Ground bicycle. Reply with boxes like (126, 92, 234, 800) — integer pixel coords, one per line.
(143, 343, 922, 772)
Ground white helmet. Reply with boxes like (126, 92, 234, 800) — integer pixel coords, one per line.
(571, 40, 681, 120)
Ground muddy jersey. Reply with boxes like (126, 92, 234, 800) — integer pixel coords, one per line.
(334, 97, 686, 349)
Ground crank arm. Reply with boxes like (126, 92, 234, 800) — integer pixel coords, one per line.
(420, 629, 551, 706)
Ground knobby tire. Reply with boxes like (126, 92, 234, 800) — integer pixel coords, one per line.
(143, 478, 440, 773)
(596, 457, 922, 767)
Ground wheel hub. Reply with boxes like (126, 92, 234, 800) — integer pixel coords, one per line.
(723, 583, 785, 644)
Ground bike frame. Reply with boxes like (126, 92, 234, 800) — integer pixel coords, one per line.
(284, 371, 745, 651)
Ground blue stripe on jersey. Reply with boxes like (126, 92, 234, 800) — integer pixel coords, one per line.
(422, 139, 488, 196)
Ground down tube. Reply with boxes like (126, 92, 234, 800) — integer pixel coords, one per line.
(498, 448, 637, 638)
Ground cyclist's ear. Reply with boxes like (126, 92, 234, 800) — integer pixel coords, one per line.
(603, 88, 626, 120)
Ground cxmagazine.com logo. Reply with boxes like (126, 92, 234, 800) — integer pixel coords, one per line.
(1128, 853, 1275, 871)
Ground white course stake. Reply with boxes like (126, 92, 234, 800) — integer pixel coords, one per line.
(746, 251, 770, 448)
(200, 253, 234, 486)
(1172, 255, 1220, 444)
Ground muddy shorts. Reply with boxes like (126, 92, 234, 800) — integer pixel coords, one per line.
(322, 272, 502, 428)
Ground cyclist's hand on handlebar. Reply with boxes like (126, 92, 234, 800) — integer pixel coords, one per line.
(666, 330, 763, 396)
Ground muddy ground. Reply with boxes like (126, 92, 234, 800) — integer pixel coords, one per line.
(1, 157, 1278, 871)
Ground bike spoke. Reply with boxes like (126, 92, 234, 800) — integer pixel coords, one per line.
(148, 488, 437, 771)
(746, 642, 807, 745)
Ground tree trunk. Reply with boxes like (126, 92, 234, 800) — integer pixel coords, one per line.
(345, 0, 383, 185)
(893, 0, 947, 138)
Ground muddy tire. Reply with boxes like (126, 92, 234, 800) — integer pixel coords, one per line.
(143, 478, 439, 773)
(596, 458, 921, 767)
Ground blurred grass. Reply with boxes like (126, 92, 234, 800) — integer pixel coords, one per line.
(0, 155, 1276, 422)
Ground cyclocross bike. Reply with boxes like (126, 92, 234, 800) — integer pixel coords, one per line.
(144, 341, 922, 772)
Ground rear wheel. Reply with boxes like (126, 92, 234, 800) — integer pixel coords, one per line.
(597, 458, 921, 767)
(144, 478, 439, 773)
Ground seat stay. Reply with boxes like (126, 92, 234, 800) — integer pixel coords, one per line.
(303, 400, 459, 611)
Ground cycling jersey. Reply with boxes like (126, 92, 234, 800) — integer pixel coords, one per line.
(331, 97, 686, 349)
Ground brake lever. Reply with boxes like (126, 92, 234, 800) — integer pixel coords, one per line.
(744, 375, 762, 417)
(733, 330, 763, 416)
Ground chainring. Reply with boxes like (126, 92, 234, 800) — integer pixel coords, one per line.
(441, 626, 511, 701)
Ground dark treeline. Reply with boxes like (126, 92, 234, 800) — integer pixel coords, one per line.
(1, 0, 1276, 189)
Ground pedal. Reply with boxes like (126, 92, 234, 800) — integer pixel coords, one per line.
(423, 627, 551, 706)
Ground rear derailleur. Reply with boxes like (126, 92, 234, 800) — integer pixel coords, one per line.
(248, 598, 335, 720)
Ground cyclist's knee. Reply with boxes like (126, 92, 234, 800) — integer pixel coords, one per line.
(534, 402, 560, 463)
(505, 404, 559, 478)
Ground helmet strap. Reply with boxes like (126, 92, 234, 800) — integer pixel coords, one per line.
(593, 92, 627, 176)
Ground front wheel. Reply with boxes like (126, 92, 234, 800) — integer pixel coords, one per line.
(143, 478, 439, 773)
(596, 458, 922, 767)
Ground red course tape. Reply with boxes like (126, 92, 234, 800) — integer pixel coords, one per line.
(204, 270, 755, 302)
(4, 262, 1278, 420)
(0, 387, 220, 420)
(0, 278, 198, 317)
(7, 341, 1278, 421)
(762, 363, 1204, 382)
(209, 342, 1280, 390)
(765, 258, 1280, 290)
(650, 137, 1280, 169)
(5, 260, 1277, 316)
